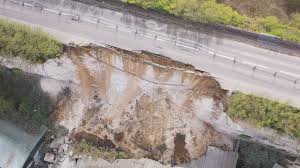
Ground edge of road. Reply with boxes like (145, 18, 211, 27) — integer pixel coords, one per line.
(1, 0, 300, 108)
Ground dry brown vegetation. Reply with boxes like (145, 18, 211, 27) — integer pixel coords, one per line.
(219, 0, 289, 21)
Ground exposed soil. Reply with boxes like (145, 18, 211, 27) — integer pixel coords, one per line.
(173, 134, 191, 164)
(67, 47, 97, 100)
(114, 132, 124, 142)
(53, 44, 234, 163)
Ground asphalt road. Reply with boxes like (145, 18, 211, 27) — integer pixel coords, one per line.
(1, 0, 300, 107)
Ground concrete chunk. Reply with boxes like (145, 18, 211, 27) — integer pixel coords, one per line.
(44, 153, 55, 163)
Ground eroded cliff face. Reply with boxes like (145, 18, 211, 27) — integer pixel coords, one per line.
(1, 43, 239, 164)
(51, 44, 234, 163)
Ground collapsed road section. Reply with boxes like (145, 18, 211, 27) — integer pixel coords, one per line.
(2, 44, 300, 167)
(2, 43, 240, 167)
(56, 44, 236, 164)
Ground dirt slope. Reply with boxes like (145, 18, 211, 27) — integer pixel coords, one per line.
(52, 44, 234, 164)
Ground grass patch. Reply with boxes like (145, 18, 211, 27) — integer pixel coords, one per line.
(126, 0, 300, 43)
(228, 92, 300, 138)
(0, 18, 62, 63)
(73, 139, 129, 161)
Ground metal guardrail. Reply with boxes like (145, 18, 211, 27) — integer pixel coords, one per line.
(1, 0, 300, 89)
(74, 0, 300, 56)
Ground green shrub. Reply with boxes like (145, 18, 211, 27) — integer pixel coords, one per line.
(291, 13, 300, 29)
(144, 152, 160, 161)
(197, 0, 247, 26)
(0, 19, 62, 63)
(156, 143, 167, 153)
(0, 66, 52, 132)
(126, 0, 300, 43)
(228, 92, 300, 138)
(0, 96, 14, 115)
(237, 141, 291, 168)
(73, 139, 129, 161)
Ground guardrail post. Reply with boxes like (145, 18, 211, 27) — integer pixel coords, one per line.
(294, 79, 299, 89)
(212, 53, 216, 63)
(233, 57, 237, 64)
(173, 35, 178, 46)
(272, 72, 278, 83)
(273, 72, 277, 78)
(134, 29, 138, 39)
(153, 35, 158, 46)
(38, 6, 43, 15)
(252, 66, 257, 77)
(96, 18, 101, 29)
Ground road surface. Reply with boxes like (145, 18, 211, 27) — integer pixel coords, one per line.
(0, 0, 300, 107)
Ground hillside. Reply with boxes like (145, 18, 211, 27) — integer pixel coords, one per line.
(126, 0, 300, 43)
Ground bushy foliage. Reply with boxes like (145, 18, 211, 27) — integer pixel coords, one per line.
(197, 0, 246, 26)
(0, 19, 62, 63)
(127, 0, 300, 43)
(291, 13, 300, 29)
(0, 66, 52, 132)
(237, 141, 290, 168)
(73, 139, 129, 161)
(228, 92, 300, 138)
(253, 16, 300, 43)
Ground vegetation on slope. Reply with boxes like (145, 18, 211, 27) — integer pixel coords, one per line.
(219, 0, 300, 21)
(127, 0, 300, 43)
(73, 139, 129, 161)
(237, 141, 291, 168)
(0, 66, 52, 132)
(228, 92, 300, 139)
(0, 19, 62, 63)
